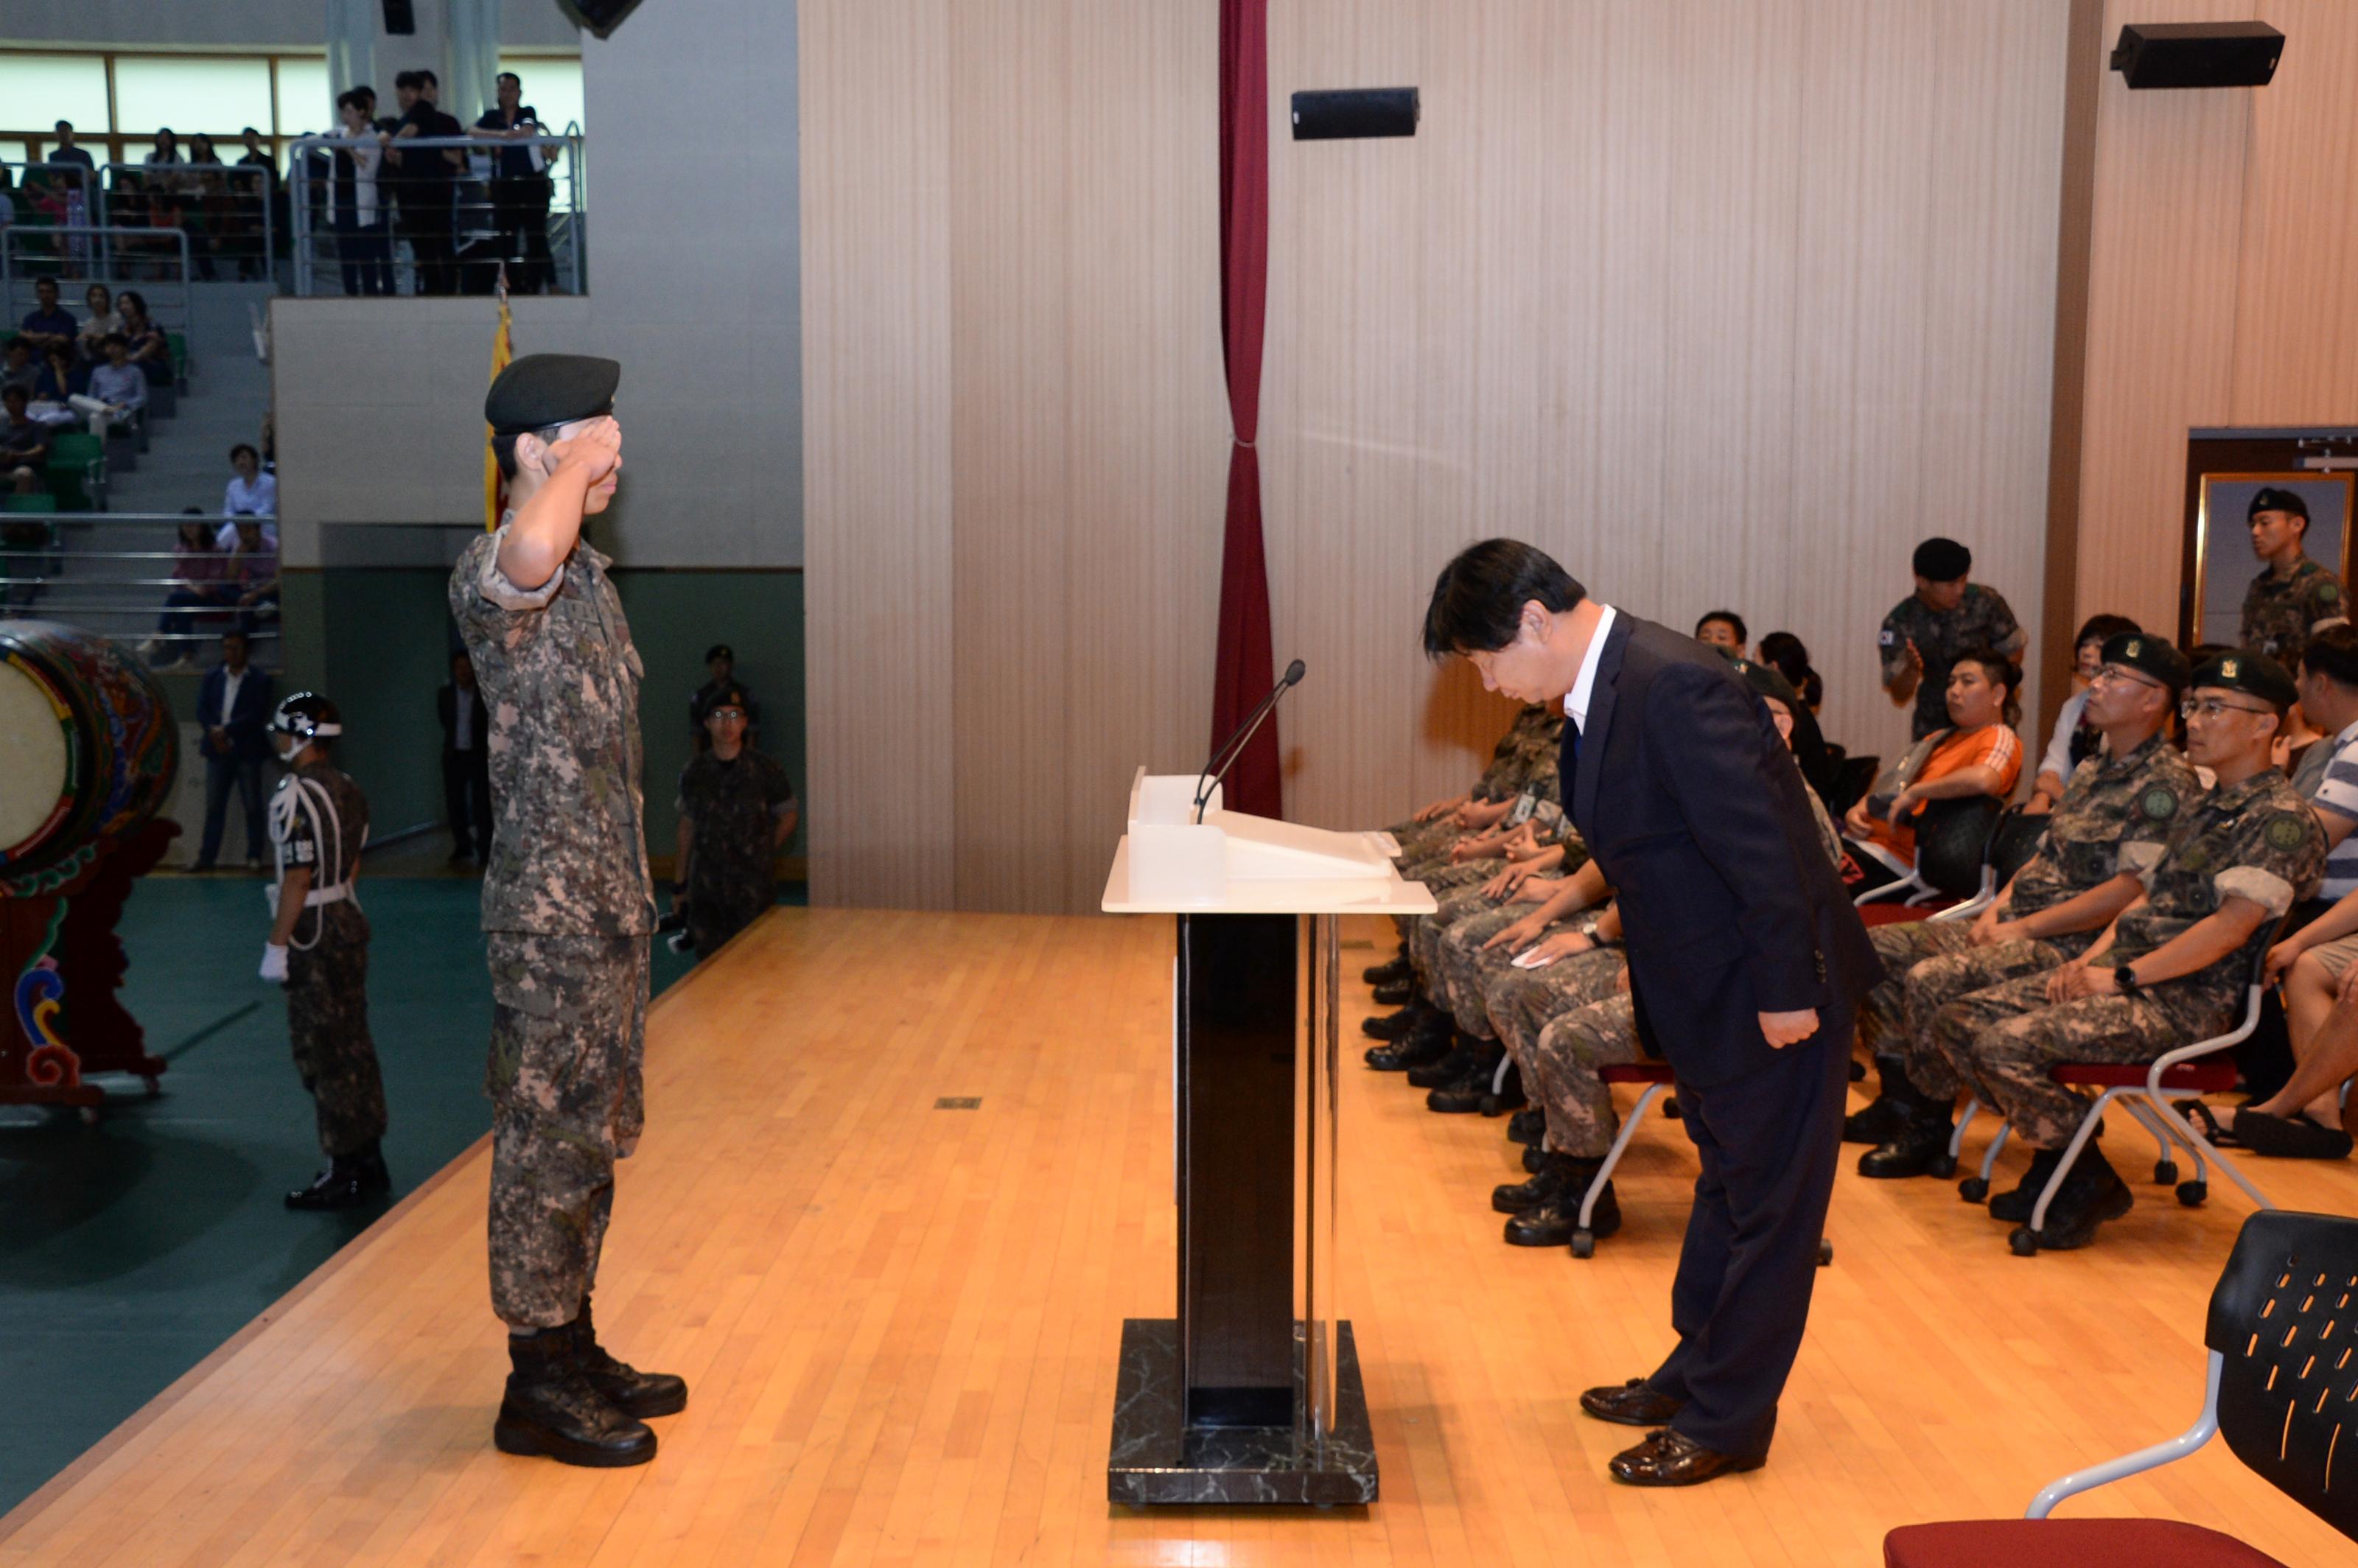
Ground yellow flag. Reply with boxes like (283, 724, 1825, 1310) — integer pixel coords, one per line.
(483, 274, 514, 531)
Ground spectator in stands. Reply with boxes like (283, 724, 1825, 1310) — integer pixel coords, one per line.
(192, 629, 277, 872)
(144, 128, 197, 198)
(1879, 537, 2028, 742)
(142, 515, 237, 668)
(189, 133, 221, 168)
(330, 89, 396, 298)
(74, 283, 116, 362)
(30, 345, 77, 409)
(1693, 609, 1746, 652)
(234, 129, 277, 282)
(388, 69, 465, 295)
(115, 292, 172, 385)
(1843, 648, 2023, 892)
(1756, 630, 1822, 713)
(0, 340, 38, 400)
(1931, 652, 2323, 1248)
(18, 277, 79, 359)
(1, 386, 49, 495)
(47, 121, 96, 191)
(227, 519, 281, 631)
(258, 410, 276, 470)
(237, 128, 275, 181)
(473, 71, 555, 293)
(439, 651, 494, 864)
(2026, 613, 2145, 813)
(223, 444, 277, 519)
(71, 334, 146, 440)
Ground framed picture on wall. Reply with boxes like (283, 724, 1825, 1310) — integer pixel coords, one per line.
(2184, 468, 2357, 650)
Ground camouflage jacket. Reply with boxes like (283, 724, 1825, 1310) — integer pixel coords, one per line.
(2240, 558, 2346, 666)
(1474, 704, 1564, 801)
(273, 757, 371, 949)
(1878, 584, 2027, 741)
(676, 746, 796, 914)
(2113, 768, 2325, 994)
(2008, 732, 2199, 957)
(449, 520, 655, 936)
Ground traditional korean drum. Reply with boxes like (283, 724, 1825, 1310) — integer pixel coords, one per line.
(0, 622, 178, 895)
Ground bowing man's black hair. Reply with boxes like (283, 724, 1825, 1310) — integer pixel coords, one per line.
(1421, 539, 1586, 659)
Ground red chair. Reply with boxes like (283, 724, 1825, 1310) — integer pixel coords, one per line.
(1883, 1210, 2358, 1567)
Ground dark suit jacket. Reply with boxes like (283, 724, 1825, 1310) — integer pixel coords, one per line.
(197, 664, 276, 763)
(437, 682, 489, 757)
(1567, 613, 1881, 1088)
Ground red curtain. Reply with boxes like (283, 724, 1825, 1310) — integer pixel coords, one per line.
(1213, 0, 1281, 817)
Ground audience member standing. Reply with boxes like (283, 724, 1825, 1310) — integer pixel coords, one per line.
(195, 629, 276, 871)
(688, 644, 757, 752)
(2241, 486, 2345, 668)
(474, 71, 554, 293)
(1878, 538, 2026, 742)
(673, 686, 799, 956)
(388, 70, 464, 295)
(223, 443, 277, 517)
(330, 91, 396, 297)
(438, 651, 494, 865)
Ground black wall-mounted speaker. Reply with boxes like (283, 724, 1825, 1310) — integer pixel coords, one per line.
(2110, 22, 2283, 89)
(555, 0, 648, 40)
(381, 0, 416, 35)
(1290, 88, 1418, 141)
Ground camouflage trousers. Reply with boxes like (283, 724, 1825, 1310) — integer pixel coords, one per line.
(1481, 945, 1628, 1149)
(1434, 899, 1578, 1038)
(484, 931, 650, 1329)
(1402, 863, 1511, 982)
(686, 890, 771, 958)
(286, 934, 386, 1158)
(1928, 969, 2235, 1148)
(1858, 921, 2068, 1099)
(1530, 992, 1645, 1157)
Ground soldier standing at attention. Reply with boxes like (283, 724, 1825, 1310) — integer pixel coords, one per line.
(262, 692, 392, 1211)
(1878, 536, 2027, 742)
(2240, 486, 2345, 667)
(672, 684, 799, 957)
(450, 353, 685, 1469)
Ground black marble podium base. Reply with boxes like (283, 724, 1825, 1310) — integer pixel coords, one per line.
(1107, 1318, 1378, 1507)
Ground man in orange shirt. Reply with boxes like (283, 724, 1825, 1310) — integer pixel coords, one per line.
(1843, 649, 2023, 889)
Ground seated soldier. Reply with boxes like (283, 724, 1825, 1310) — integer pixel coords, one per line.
(1846, 632, 2195, 1166)
(1841, 648, 2024, 894)
(1928, 651, 2325, 1248)
(1483, 660, 1847, 1247)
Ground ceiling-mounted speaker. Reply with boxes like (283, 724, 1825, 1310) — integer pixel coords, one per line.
(2110, 22, 2284, 89)
(381, 0, 416, 35)
(1290, 88, 1418, 141)
(555, 0, 648, 39)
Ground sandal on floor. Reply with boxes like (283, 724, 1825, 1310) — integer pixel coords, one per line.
(2177, 1100, 2241, 1149)
(2231, 1109, 2354, 1161)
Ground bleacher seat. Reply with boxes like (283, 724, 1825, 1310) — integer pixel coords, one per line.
(4, 493, 59, 513)
(43, 430, 104, 510)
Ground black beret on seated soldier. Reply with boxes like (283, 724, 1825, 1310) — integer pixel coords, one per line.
(2101, 631, 2191, 696)
(485, 352, 620, 433)
(2191, 649, 2298, 712)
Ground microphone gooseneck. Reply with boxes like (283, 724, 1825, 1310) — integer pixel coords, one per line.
(1193, 661, 1307, 824)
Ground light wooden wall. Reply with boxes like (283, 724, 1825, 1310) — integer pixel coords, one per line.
(804, 1, 2072, 913)
(2075, 0, 2358, 635)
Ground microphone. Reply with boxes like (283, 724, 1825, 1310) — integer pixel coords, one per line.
(1194, 659, 1306, 823)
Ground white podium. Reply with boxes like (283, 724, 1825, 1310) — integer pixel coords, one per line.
(1102, 770, 1433, 1506)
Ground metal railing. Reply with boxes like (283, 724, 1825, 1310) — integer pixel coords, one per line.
(2, 225, 196, 347)
(0, 512, 281, 666)
(287, 132, 584, 297)
(4, 161, 278, 284)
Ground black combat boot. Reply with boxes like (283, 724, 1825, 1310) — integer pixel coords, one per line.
(1362, 951, 1413, 987)
(1506, 1107, 1546, 1147)
(1362, 998, 1440, 1042)
(1842, 1055, 1921, 1144)
(1424, 1040, 1505, 1109)
(573, 1295, 688, 1418)
(1480, 1061, 1528, 1116)
(1409, 1033, 1488, 1090)
(284, 1141, 392, 1211)
(1503, 1163, 1617, 1247)
(2025, 1147, 2134, 1250)
(1986, 1147, 2064, 1222)
(492, 1328, 657, 1467)
(1365, 1009, 1452, 1070)
(1371, 979, 1417, 1007)
(1857, 1105, 1953, 1179)
(1492, 1151, 1575, 1214)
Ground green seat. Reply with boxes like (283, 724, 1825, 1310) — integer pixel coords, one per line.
(44, 430, 103, 511)
(165, 332, 189, 382)
(4, 494, 59, 514)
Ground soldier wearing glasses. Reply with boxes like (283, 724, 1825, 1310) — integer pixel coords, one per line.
(671, 684, 799, 957)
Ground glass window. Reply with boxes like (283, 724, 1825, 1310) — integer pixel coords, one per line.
(0, 141, 30, 169)
(113, 57, 275, 142)
(497, 57, 584, 133)
(0, 53, 111, 133)
(276, 59, 334, 139)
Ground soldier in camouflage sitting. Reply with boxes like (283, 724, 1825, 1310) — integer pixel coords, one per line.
(1847, 631, 2197, 1175)
(1929, 651, 2326, 1249)
(2240, 486, 2345, 669)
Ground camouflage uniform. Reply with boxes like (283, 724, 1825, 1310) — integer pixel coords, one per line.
(1931, 769, 2325, 1147)
(1388, 704, 1563, 871)
(676, 746, 797, 956)
(1482, 943, 1626, 1121)
(275, 758, 385, 1159)
(451, 519, 657, 1330)
(1878, 584, 2028, 741)
(2240, 558, 2346, 667)
(1858, 732, 2199, 1096)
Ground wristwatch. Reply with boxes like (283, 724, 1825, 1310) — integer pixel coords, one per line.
(2113, 965, 2141, 995)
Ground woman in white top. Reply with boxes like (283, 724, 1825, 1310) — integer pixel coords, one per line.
(74, 282, 117, 362)
(221, 443, 278, 524)
(2024, 612, 2142, 812)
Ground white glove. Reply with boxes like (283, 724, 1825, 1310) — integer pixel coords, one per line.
(260, 942, 288, 983)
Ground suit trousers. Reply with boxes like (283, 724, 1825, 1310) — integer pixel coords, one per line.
(200, 752, 268, 867)
(1644, 1000, 1853, 1458)
(443, 746, 491, 861)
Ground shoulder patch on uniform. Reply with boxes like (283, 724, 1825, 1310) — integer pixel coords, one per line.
(2323, 581, 2343, 603)
(1878, 628, 1897, 647)
(2139, 785, 2177, 822)
(2267, 813, 2309, 851)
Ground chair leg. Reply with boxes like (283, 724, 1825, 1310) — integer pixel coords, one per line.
(2026, 1091, 2116, 1235)
(2119, 1096, 2189, 1183)
(1949, 1099, 1979, 1162)
(1578, 1083, 1663, 1232)
(1978, 1118, 2011, 1183)
(2145, 1088, 2274, 1212)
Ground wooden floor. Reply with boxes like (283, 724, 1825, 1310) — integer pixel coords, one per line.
(4, 909, 2354, 1567)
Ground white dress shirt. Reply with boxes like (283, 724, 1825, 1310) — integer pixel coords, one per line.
(218, 665, 248, 727)
(1564, 603, 1618, 733)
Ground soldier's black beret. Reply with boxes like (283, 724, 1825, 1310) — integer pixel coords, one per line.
(2099, 631, 2191, 695)
(698, 685, 752, 721)
(2191, 648, 2298, 712)
(1729, 657, 1800, 710)
(485, 353, 620, 435)
(1912, 536, 1971, 581)
(2249, 486, 2309, 521)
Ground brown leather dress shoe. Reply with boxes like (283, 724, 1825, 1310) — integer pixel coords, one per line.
(1606, 1428, 1766, 1487)
(1578, 1377, 1684, 1427)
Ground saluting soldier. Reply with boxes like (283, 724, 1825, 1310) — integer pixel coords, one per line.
(2240, 486, 2345, 667)
(450, 352, 685, 1469)
(261, 692, 391, 1211)
(1878, 536, 2028, 742)
(671, 682, 799, 957)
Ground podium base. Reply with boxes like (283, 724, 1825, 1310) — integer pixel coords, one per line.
(1107, 1319, 1378, 1507)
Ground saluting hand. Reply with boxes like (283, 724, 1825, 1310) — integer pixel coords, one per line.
(547, 417, 622, 483)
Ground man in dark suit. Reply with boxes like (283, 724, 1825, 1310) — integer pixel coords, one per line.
(194, 629, 277, 870)
(1421, 539, 1881, 1486)
(438, 650, 493, 865)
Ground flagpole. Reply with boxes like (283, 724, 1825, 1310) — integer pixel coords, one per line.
(484, 265, 514, 531)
